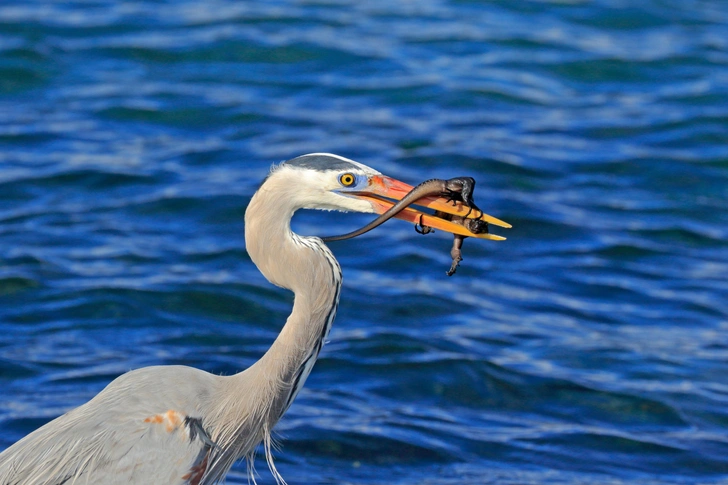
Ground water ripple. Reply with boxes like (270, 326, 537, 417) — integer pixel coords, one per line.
(1, 0, 727, 483)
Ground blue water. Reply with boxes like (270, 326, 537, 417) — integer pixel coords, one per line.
(1, 1, 728, 483)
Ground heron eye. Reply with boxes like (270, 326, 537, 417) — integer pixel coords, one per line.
(339, 173, 356, 187)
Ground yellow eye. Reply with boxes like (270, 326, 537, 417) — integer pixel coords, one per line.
(339, 173, 356, 187)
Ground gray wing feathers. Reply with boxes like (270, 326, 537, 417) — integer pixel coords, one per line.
(0, 366, 220, 485)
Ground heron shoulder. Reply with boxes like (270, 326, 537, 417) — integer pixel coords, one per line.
(0, 365, 222, 485)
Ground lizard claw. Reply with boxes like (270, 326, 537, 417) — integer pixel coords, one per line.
(442, 177, 482, 217)
(414, 214, 434, 234)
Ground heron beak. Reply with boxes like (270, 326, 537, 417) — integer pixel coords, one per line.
(356, 175, 511, 240)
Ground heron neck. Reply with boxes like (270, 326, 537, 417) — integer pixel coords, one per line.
(242, 185, 342, 414)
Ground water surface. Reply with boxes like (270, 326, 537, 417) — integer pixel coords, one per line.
(1, 1, 727, 484)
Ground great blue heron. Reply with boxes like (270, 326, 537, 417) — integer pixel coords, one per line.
(0, 153, 509, 485)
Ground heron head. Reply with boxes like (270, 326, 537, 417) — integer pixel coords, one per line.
(264, 153, 509, 240)
(276, 153, 383, 214)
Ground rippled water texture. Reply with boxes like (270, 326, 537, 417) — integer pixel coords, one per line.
(1, 1, 728, 483)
